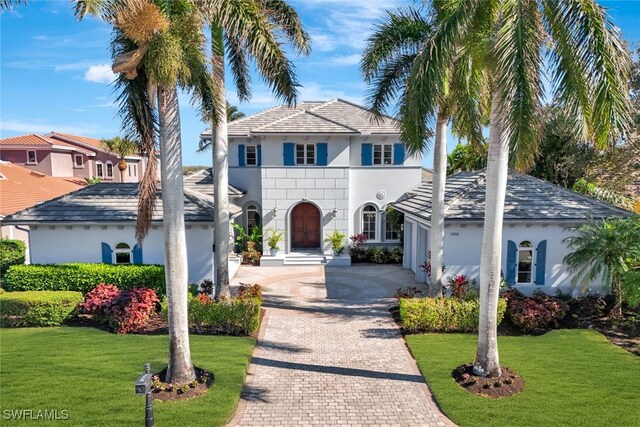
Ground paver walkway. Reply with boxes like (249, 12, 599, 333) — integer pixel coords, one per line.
(228, 265, 454, 427)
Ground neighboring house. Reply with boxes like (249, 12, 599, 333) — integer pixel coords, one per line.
(0, 132, 146, 183)
(0, 161, 85, 261)
(2, 182, 245, 283)
(393, 170, 634, 296)
(199, 98, 423, 264)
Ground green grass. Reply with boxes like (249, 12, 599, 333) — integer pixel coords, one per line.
(406, 330, 640, 427)
(0, 327, 255, 426)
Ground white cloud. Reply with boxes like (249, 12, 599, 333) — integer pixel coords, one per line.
(0, 120, 102, 136)
(328, 53, 361, 66)
(84, 64, 115, 84)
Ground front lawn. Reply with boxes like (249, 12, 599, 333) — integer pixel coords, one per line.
(406, 330, 640, 427)
(0, 327, 255, 426)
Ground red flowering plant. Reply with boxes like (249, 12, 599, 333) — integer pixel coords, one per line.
(349, 234, 368, 262)
(78, 283, 121, 323)
(503, 289, 568, 333)
(446, 275, 480, 301)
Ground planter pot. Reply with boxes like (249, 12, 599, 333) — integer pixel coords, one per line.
(269, 248, 279, 257)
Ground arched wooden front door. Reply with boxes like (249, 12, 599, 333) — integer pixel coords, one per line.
(291, 202, 321, 249)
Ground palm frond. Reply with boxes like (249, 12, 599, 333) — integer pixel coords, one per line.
(494, 0, 544, 171)
(364, 53, 417, 124)
(226, 34, 251, 102)
(0, 0, 26, 12)
(262, 0, 311, 55)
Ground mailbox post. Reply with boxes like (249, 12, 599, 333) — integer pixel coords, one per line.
(135, 363, 154, 427)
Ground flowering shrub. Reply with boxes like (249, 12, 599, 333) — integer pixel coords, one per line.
(447, 275, 479, 300)
(400, 297, 507, 332)
(236, 283, 262, 300)
(420, 251, 446, 276)
(79, 284, 159, 334)
(503, 289, 568, 333)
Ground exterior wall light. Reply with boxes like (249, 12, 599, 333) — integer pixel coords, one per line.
(272, 207, 278, 217)
(332, 208, 338, 217)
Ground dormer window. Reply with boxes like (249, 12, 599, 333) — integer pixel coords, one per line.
(26, 150, 37, 164)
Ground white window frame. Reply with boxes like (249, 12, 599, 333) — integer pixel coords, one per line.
(384, 214, 401, 242)
(362, 204, 378, 241)
(114, 242, 131, 264)
(245, 145, 258, 166)
(73, 154, 84, 168)
(516, 241, 535, 284)
(295, 143, 316, 165)
(105, 161, 114, 180)
(373, 144, 393, 165)
(96, 161, 104, 178)
(26, 150, 37, 165)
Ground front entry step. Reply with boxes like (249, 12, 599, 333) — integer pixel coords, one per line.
(284, 255, 326, 265)
(260, 253, 351, 267)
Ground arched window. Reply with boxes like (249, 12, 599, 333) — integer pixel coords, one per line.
(246, 204, 260, 235)
(114, 242, 131, 264)
(362, 205, 377, 241)
(517, 241, 534, 284)
(105, 161, 114, 179)
(96, 161, 104, 178)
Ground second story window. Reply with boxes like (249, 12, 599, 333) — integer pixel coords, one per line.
(296, 143, 315, 165)
(246, 145, 257, 166)
(26, 150, 37, 164)
(373, 144, 393, 165)
(74, 154, 84, 168)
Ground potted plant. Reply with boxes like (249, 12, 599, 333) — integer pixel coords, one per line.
(265, 229, 284, 256)
(324, 230, 346, 256)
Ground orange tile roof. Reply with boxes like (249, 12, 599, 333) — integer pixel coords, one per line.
(0, 162, 85, 216)
(48, 132, 104, 149)
(0, 134, 55, 146)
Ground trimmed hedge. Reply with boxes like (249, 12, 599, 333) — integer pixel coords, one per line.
(400, 297, 507, 332)
(0, 239, 26, 276)
(163, 294, 261, 336)
(0, 291, 83, 326)
(4, 263, 165, 296)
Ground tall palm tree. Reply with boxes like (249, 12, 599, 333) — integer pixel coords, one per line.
(101, 136, 138, 182)
(361, 6, 486, 296)
(407, 0, 631, 377)
(227, 102, 245, 122)
(199, 0, 310, 298)
(76, 0, 215, 384)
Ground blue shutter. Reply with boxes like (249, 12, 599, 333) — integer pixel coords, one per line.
(506, 240, 517, 284)
(316, 143, 328, 166)
(238, 144, 246, 167)
(393, 143, 405, 165)
(257, 145, 262, 167)
(283, 142, 295, 166)
(361, 143, 373, 166)
(535, 240, 547, 285)
(101, 242, 112, 264)
(132, 244, 143, 265)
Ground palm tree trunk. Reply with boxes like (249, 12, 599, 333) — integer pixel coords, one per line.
(211, 25, 231, 299)
(475, 91, 507, 378)
(429, 111, 448, 297)
(157, 84, 196, 384)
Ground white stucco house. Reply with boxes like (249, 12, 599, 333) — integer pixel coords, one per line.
(199, 98, 423, 265)
(2, 181, 245, 284)
(393, 170, 635, 296)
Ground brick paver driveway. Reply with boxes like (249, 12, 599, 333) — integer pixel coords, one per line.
(227, 265, 453, 427)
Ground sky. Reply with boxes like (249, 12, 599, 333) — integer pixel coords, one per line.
(1, 0, 640, 168)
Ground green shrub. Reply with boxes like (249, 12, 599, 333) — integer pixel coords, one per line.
(0, 239, 26, 276)
(163, 294, 261, 336)
(399, 297, 507, 332)
(4, 263, 165, 296)
(0, 291, 83, 327)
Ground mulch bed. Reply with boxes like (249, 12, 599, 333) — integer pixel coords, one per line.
(452, 364, 524, 398)
(151, 366, 213, 402)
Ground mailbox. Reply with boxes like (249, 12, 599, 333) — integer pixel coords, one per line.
(135, 363, 154, 427)
(135, 372, 152, 395)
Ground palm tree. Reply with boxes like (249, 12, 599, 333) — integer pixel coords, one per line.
(199, 0, 310, 298)
(409, 0, 631, 377)
(227, 102, 245, 122)
(101, 136, 138, 182)
(565, 218, 640, 313)
(447, 142, 488, 175)
(76, 0, 215, 384)
(361, 6, 486, 296)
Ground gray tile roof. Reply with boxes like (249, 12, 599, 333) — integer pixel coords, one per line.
(2, 182, 243, 225)
(393, 170, 634, 223)
(201, 99, 399, 137)
(183, 169, 245, 197)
